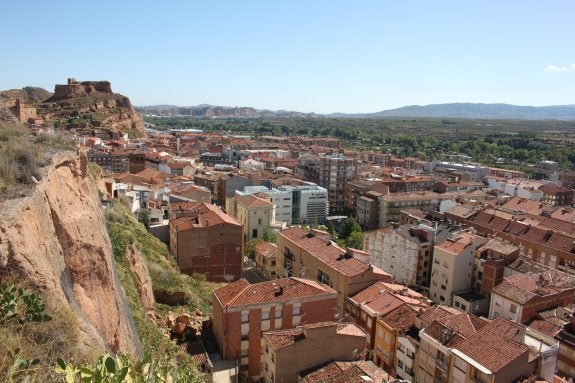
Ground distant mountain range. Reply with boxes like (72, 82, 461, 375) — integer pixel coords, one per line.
(137, 103, 575, 120)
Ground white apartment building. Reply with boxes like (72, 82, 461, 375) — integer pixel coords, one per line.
(238, 182, 328, 225)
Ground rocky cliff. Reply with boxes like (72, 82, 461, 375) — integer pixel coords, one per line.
(39, 80, 145, 137)
(0, 151, 142, 356)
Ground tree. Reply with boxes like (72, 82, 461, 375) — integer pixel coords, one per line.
(346, 231, 364, 250)
(263, 227, 277, 243)
(244, 239, 262, 261)
(337, 217, 362, 240)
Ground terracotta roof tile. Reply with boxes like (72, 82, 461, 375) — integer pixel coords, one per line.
(417, 305, 461, 327)
(492, 272, 575, 304)
(214, 277, 336, 308)
(236, 194, 274, 208)
(453, 317, 528, 373)
(527, 319, 561, 338)
(279, 227, 374, 277)
(378, 304, 418, 330)
(301, 361, 389, 383)
(255, 242, 277, 258)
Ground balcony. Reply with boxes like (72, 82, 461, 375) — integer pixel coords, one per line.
(436, 360, 447, 371)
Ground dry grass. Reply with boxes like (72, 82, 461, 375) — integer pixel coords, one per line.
(0, 121, 74, 200)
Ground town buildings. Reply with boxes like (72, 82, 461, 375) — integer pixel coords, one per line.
(429, 232, 488, 306)
(169, 201, 243, 282)
(261, 321, 367, 383)
(318, 153, 357, 214)
(276, 227, 393, 316)
(226, 194, 274, 241)
(364, 223, 457, 288)
(211, 277, 338, 380)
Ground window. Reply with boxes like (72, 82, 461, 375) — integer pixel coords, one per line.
(262, 310, 270, 320)
(275, 307, 282, 318)
(397, 360, 404, 369)
(510, 304, 517, 314)
(252, 229, 258, 238)
(367, 318, 372, 329)
(293, 306, 301, 316)
(258, 218, 262, 225)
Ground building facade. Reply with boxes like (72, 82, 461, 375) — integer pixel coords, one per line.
(212, 278, 338, 380)
(169, 202, 243, 282)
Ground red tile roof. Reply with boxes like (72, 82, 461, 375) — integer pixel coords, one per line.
(301, 361, 389, 383)
(453, 317, 528, 373)
(468, 211, 575, 254)
(236, 194, 274, 209)
(378, 303, 418, 330)
(263, 321, 365, 351)
(417, 305, 461, 327)
(214, 277, 336, 308)
(279, 227, 375, 277)
(492, 272, 575, 304)
(170, 202, 241, 231)
(528, 319, 561, 338)
(255, 242, 277, 258)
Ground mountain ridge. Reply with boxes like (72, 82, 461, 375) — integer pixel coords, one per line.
(137, 102, 575, 120)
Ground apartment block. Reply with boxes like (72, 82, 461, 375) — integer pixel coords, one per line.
(365, 223, 456, 288)
(212, 277, 337, 380)
(277, 227, 393, 317)
(489, 271, 575, 324)
(237, 181, 328, 225)
(417, 312, 488, 383)
(445, 207, 575, 274)
(255, 242, 277, 280)
(450, 317, 558, 383)
(261, 322, 367, 383)
(429, 232, 488, 306)
(344, 179, 389, 216)
(378, 191, 454, 228)
(318, 153, 357, 214)
(346, 282, 428, 350)
(372, 303, 418, 371)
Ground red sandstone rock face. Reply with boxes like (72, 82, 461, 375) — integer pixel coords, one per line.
(0, 152, 141, 356)
(126, 243, 155, 310)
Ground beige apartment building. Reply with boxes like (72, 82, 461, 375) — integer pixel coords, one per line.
(378, 191, 454, 228)
(261, 322, 367, 383)
(429, 232, 488, 306)
(226, 194, 274, 241)
(276, 227, 393, 317)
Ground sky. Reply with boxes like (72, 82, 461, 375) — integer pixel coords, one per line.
(1, 1, 574, 114)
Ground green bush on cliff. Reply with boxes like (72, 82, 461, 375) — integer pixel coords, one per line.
(105, 200, 220, 314)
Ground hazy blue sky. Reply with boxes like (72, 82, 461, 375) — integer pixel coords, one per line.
(1, 1, 573, 113)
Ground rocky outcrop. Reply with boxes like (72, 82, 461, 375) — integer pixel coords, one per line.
(0, 151, 141, 356)
(126, 243, 155, 310)
(48, 81, 113, 102)
(38, 79, 145, 137)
